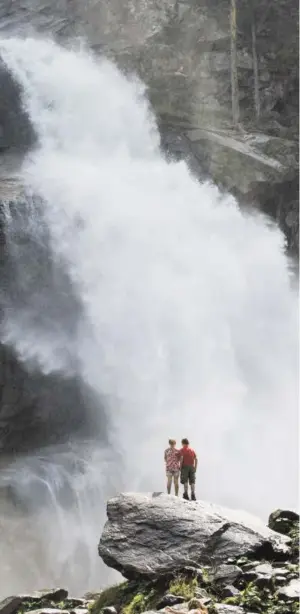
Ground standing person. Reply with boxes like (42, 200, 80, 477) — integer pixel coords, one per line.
(179, 438, 197, 501)
(164, 439, 181, 495)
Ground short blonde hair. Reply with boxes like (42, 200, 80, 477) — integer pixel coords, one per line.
(169, 438, 176, 445)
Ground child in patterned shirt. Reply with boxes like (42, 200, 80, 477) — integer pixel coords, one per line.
(164, 439, 181, 495)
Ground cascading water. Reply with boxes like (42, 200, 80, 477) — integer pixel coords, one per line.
(0, 37, 298, 596)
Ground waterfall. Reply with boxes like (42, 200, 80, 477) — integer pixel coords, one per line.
(0, 37, 298, 595)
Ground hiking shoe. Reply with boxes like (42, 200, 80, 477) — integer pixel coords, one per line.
(191, 493, 196, 501)
(183, 492, 189, 500)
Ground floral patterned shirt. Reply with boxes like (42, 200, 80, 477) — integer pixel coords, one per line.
(164, 447, 180, 472)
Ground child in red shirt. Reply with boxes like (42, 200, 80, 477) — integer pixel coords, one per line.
(179, 438, 198, 501)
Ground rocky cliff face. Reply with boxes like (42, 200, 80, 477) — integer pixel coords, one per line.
(0, 0, 298, 248)
(134, 0, 298, 254)
(0, 179, 109, 454)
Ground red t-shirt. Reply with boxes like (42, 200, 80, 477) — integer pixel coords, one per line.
(180, 446, 196, 467)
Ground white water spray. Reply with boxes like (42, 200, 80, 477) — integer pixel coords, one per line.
(0, 38, 298, 595)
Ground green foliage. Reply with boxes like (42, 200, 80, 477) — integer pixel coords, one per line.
(17, 598, 84, 614)
(201, 567, 211, 584)
(223, 596, 239, 605)
(90, 582, 132, 613)
(16, 600, 69, 614)
(123, 594, 146, 614)
(288, 521, 299, 559)
(87, 560, 300, 614)
(91, 579, 167, 614)
(236, 556, 249, 566)
(240, 582, 264, 609)
(169, 575, 198, 600)
(224, 579, 300, 614)
(224, 582, 274, 612)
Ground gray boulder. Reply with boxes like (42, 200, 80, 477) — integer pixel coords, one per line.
(268, 509, 299, 535)
(220, 586, 240, 599)
(156, 596, 185, 609)
(98, 493, 290, 579)
(0, 597, 23, 614)
(212, 564, 242, 586)
(213, 606, 244, 614)
(242, 562, 274, 588)
(277, 578, 300, 601)
(19, 590, 68, 603)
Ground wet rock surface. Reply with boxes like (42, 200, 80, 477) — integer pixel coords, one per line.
(0, 593, 94, 614)
(0, 179, 110, 456)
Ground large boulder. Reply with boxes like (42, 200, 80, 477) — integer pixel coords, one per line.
(98, 493, 291, 579)
(268, 509, 299, 535)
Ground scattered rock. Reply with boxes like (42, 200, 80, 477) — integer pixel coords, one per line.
(220, 586, 240, 598)
(163, 605, 188, 612)
(98, 493, 290, 579)
(268, 509, 299, 535)
(194, 588, 211, 605)
(255, 575, 273, 590)
(2, 502, 297, 614)
(277, 578, 300, 601)
(242, 570, 257, 583)
(213, 605, 244, 614)
(238, 562, 258, 571)
(249, 562, 274, 588)
(213, 565, 242, 586)
(253, 563, 273, 576)
(20, 590, 68, 603)
(289, 572, 299, 580)
(272, 567, 289, 577)
(188, 598, 204, 610)
(0, 597, 23, 614)
(274, 575, 289, 585)
(181, 568, 206, 583)
(157, 596, 185, 609)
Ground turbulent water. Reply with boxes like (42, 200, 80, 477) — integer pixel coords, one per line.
(0, 37, 298, 596)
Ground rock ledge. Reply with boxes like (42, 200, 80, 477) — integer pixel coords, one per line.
(98, 493, 291, 579)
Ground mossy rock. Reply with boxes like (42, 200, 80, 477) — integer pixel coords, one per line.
(288, 523, 299, 561)
(17, 599, 77, 614)
(268, 509, 299, 536)
(91, 579, 165, 614)
(90, 582, 141, 614)
(91, 573, 202, 614)
(169, 576, 198, 600)
(90, 565, 299, 614)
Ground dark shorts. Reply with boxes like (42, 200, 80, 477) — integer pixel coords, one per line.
(180, 465, 196, 485)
